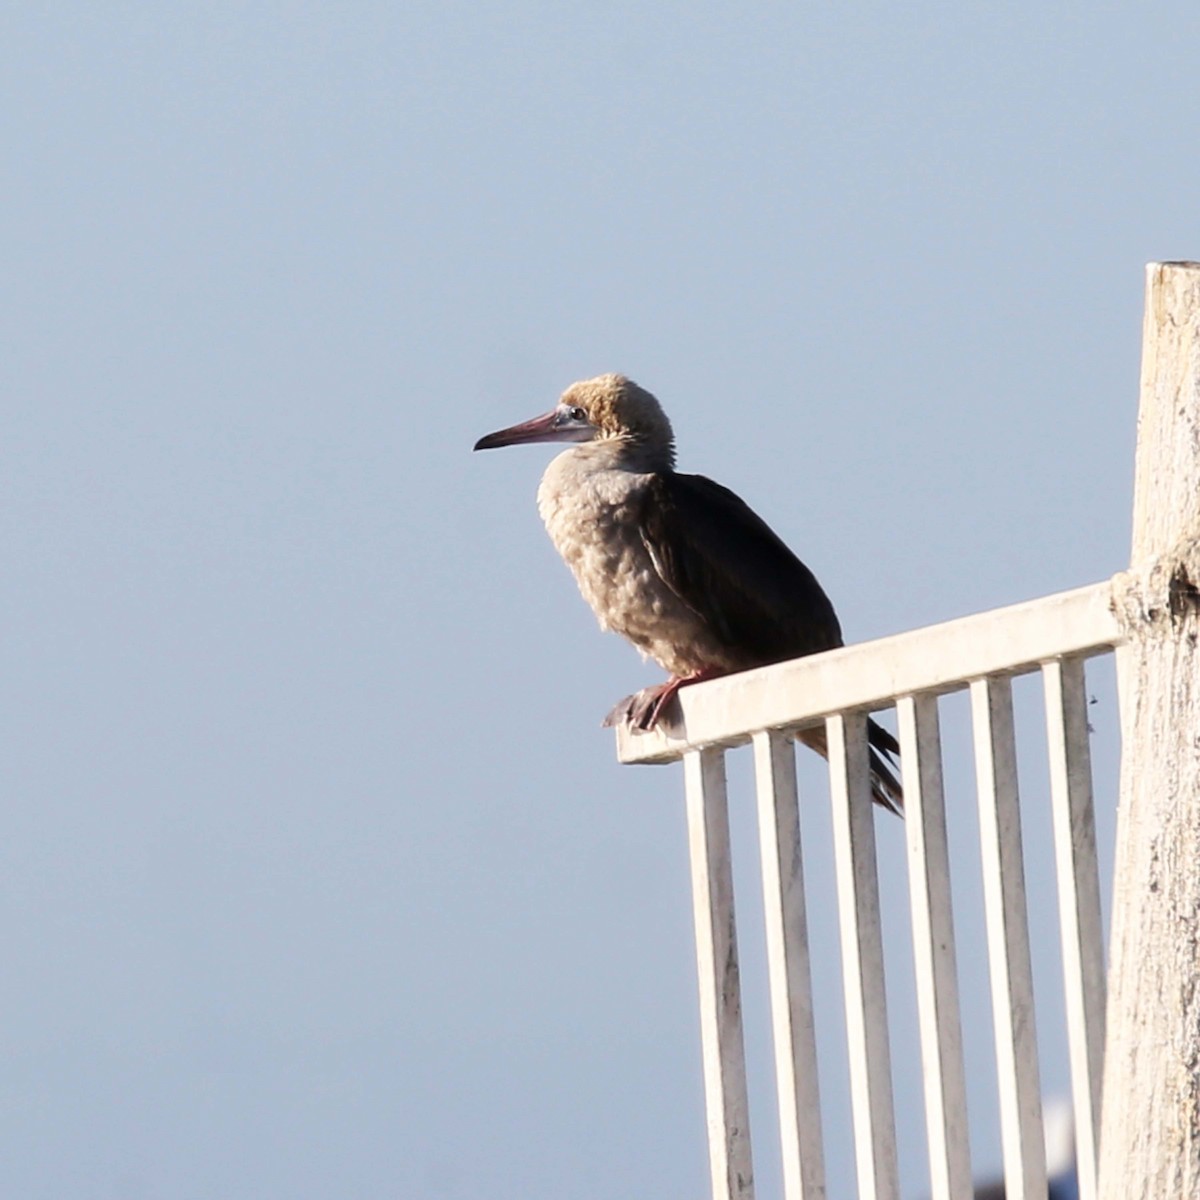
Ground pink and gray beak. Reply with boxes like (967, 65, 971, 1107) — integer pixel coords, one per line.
(473, 409, 567, 451)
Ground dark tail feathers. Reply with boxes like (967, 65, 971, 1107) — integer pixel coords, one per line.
(795, 718, 903, 816)
(867, 717, 903, 815)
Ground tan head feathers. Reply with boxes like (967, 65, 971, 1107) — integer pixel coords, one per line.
(559, 374, 675, 460)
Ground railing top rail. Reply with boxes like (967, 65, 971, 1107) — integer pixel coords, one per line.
(616, 579, 1122, 765)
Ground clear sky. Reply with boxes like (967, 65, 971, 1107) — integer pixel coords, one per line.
(3, 4, 1196, 1197)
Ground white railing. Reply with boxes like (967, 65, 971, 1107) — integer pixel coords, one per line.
(615, 580, 1123, 1200)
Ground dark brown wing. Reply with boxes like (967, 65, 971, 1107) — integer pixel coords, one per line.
(639, 472, 903, 815)
(637, 472, 843, 667)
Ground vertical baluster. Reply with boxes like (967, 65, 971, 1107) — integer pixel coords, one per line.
(969, 676, 1047, 1198)
(684, 747, 756, 1200)
(1042, 657, 1106, 1200)
(752, 730, 825, 1200)
(827, 712, 900, 1200)
(896, 694, 972, 1200)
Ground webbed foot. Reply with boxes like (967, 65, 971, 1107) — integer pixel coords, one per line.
(601, 671, 722, 734)
(602, 684, 678, 730)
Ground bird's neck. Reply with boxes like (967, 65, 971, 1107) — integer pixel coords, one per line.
(569, 433, 675, 474)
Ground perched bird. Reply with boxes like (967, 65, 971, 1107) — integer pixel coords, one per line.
(474, 373, 902, 813)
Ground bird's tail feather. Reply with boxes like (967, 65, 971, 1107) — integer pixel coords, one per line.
(795, 718, 903, 816)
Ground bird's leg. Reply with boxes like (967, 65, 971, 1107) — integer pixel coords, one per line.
(630, 680, 682, 731)
(603, 668, 725, 732)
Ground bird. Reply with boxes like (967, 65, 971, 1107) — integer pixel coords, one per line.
(474, 373, 902, 813)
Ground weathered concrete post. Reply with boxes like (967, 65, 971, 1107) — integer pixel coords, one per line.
(1100, 261, 1200, 1199)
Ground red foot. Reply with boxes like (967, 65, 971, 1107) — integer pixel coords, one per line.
(602, 668, 725, 731)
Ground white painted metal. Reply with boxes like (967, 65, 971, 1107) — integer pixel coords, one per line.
(617, 580, 1120, 765)
(632, 640, 1123, 1196)
(1042, 657, 1106, 1200)
(751, 731, 826, 1200)
(969, 676, 1048, 1199)
(895, 693, 972, 1200)
(826, 713, 900, 1200)
(683, 748, 756, 1200)
(618, 584, 1125, 1197)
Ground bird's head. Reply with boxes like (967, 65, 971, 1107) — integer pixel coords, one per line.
(473, 374, 675, 468)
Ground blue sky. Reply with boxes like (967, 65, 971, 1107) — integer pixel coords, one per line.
(3, 4, 1197, 1197)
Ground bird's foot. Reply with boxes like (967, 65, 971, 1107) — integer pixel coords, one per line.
(602, 694, 635, 729)
(602, 669, 724, 733)
(602, 681, 682, 731)
(602, 686, 668, 730)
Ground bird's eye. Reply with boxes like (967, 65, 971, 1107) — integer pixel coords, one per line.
(570, 406, 586, 422)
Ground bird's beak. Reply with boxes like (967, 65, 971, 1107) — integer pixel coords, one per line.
(474, 409, 571, 451)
